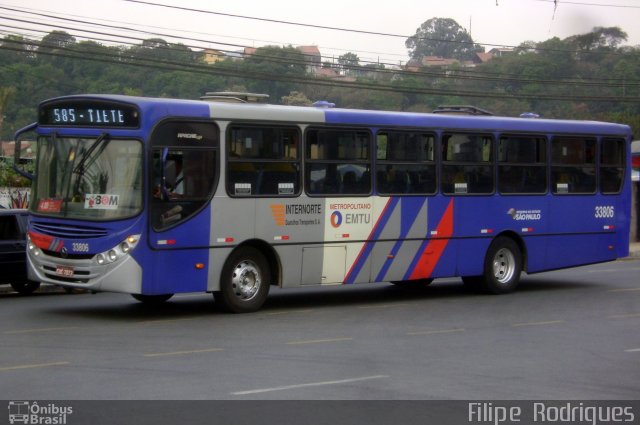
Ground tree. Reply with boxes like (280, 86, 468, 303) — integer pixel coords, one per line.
(565, 27, 627, 52)
(405, 18, 483, 61)
(38, 31, 76, 55)
(281, 91, 312, 106)
(338, 52, 360, 75)
(0, 87, 16, 135)
(0, 35, 37, 66)
(239, 46, 307, 100)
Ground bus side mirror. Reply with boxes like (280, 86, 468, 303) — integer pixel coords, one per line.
(12, 122, 37, 180)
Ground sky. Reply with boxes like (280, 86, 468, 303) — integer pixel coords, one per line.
(1, 0, 640, 66)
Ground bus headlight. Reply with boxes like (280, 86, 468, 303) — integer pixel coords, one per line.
(95, 234, 140, 265)
(26, 233, 43, 257)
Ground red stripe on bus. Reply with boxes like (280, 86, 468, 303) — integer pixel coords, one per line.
(408, 199, 454, 280)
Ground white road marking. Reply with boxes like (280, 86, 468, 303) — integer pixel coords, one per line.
(0, 361, 70, 372)
(231, 375, 390, 396)
(407, 328, 465, 336)
(143, 348, 223, 357)
(286, 337, 353, 345)
(608, 313, 640, 319)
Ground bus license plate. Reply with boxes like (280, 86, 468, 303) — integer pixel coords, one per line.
(55, 265, 74, 277)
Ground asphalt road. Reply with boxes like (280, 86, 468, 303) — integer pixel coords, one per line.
(1, 259, 639, 401)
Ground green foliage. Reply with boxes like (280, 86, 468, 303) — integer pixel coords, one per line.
(338, 52, 360, 75)
(0, 158, 33, 188)
(281, 91, 312, 106)
(0, 27, 639, 139)
(405, 18, 484, 61)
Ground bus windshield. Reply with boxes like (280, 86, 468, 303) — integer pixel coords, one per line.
(31, 135, 143, 220)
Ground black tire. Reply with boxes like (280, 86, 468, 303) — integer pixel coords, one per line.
(390, 278, 433, 289)
(10, 280, 40, 295)
(477, 237, 522, 294)
(131, 293, 174, 304)
(215, 246, 270, 313)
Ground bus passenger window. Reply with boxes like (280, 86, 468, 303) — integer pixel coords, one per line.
(227, 125, 300, 197)
(551, 137, 596, 194)
(305, 128, 371, 196)
(441, 133, 493, 195)
(376, 131, 435, 195)
(600, 138, 625, 194)
(498, 135, 547, 194)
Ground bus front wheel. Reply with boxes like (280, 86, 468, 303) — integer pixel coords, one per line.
(215, 246, 270, 313)
(464, 237, 522, 294)
(10, 280, 41, 295)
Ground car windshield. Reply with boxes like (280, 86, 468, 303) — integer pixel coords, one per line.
(31, 135, 143, 220)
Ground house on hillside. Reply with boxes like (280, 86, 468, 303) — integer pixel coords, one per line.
(0, 141, 35, 161)
(316, 66, 341, 79)
(422, 56, 460, 68)
(296, 45, 322, 74)
(473, 52, 493, 64)
(199, 48, 227, 64)
(405, 56, 461, 71)
(488, 47, 514, 57)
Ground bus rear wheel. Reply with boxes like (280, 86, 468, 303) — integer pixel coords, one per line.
(215, 246, 270, 313)
(464, 237, 522, 294)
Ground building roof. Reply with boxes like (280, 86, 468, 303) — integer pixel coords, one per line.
(474, 52, 493, 63)
(296, 45, 321, 56)
(422, 56, 459, 67)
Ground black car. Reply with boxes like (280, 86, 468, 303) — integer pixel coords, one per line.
(0, 209, 40, 294)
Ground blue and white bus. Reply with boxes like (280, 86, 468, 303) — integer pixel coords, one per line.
(14, 93, 632, 312)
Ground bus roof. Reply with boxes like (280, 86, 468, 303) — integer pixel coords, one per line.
(322, 108, 632, 137)
(42, 94, 632, 137)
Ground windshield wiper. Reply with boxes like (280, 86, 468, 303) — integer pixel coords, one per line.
(72, 133, 110, 175)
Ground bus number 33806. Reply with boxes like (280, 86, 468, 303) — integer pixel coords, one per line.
(595, 205, 615, 218)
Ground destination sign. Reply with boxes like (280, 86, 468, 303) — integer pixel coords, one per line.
(39, 102, 140, 127)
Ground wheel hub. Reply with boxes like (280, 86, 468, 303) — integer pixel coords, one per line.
(232, 260, 261, 301)
(493, 248, 516, 284)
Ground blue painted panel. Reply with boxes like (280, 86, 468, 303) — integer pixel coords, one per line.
(144, 204, 212, 294)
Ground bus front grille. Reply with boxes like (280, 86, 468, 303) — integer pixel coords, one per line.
(32, 222, 109, 239)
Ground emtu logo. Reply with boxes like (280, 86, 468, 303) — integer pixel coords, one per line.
(330, 211, 343, 228)
(270, 204, 286, 226)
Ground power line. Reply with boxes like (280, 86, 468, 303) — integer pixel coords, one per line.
(3, 20, 639, 92)
(2, 7, 638, 89)
(122, 0, 635, 56)
(530, 0, 640, 8)
(0, 3, 407, 64)
(1, 2, 639, 104)
(2, 37, 639, 104)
